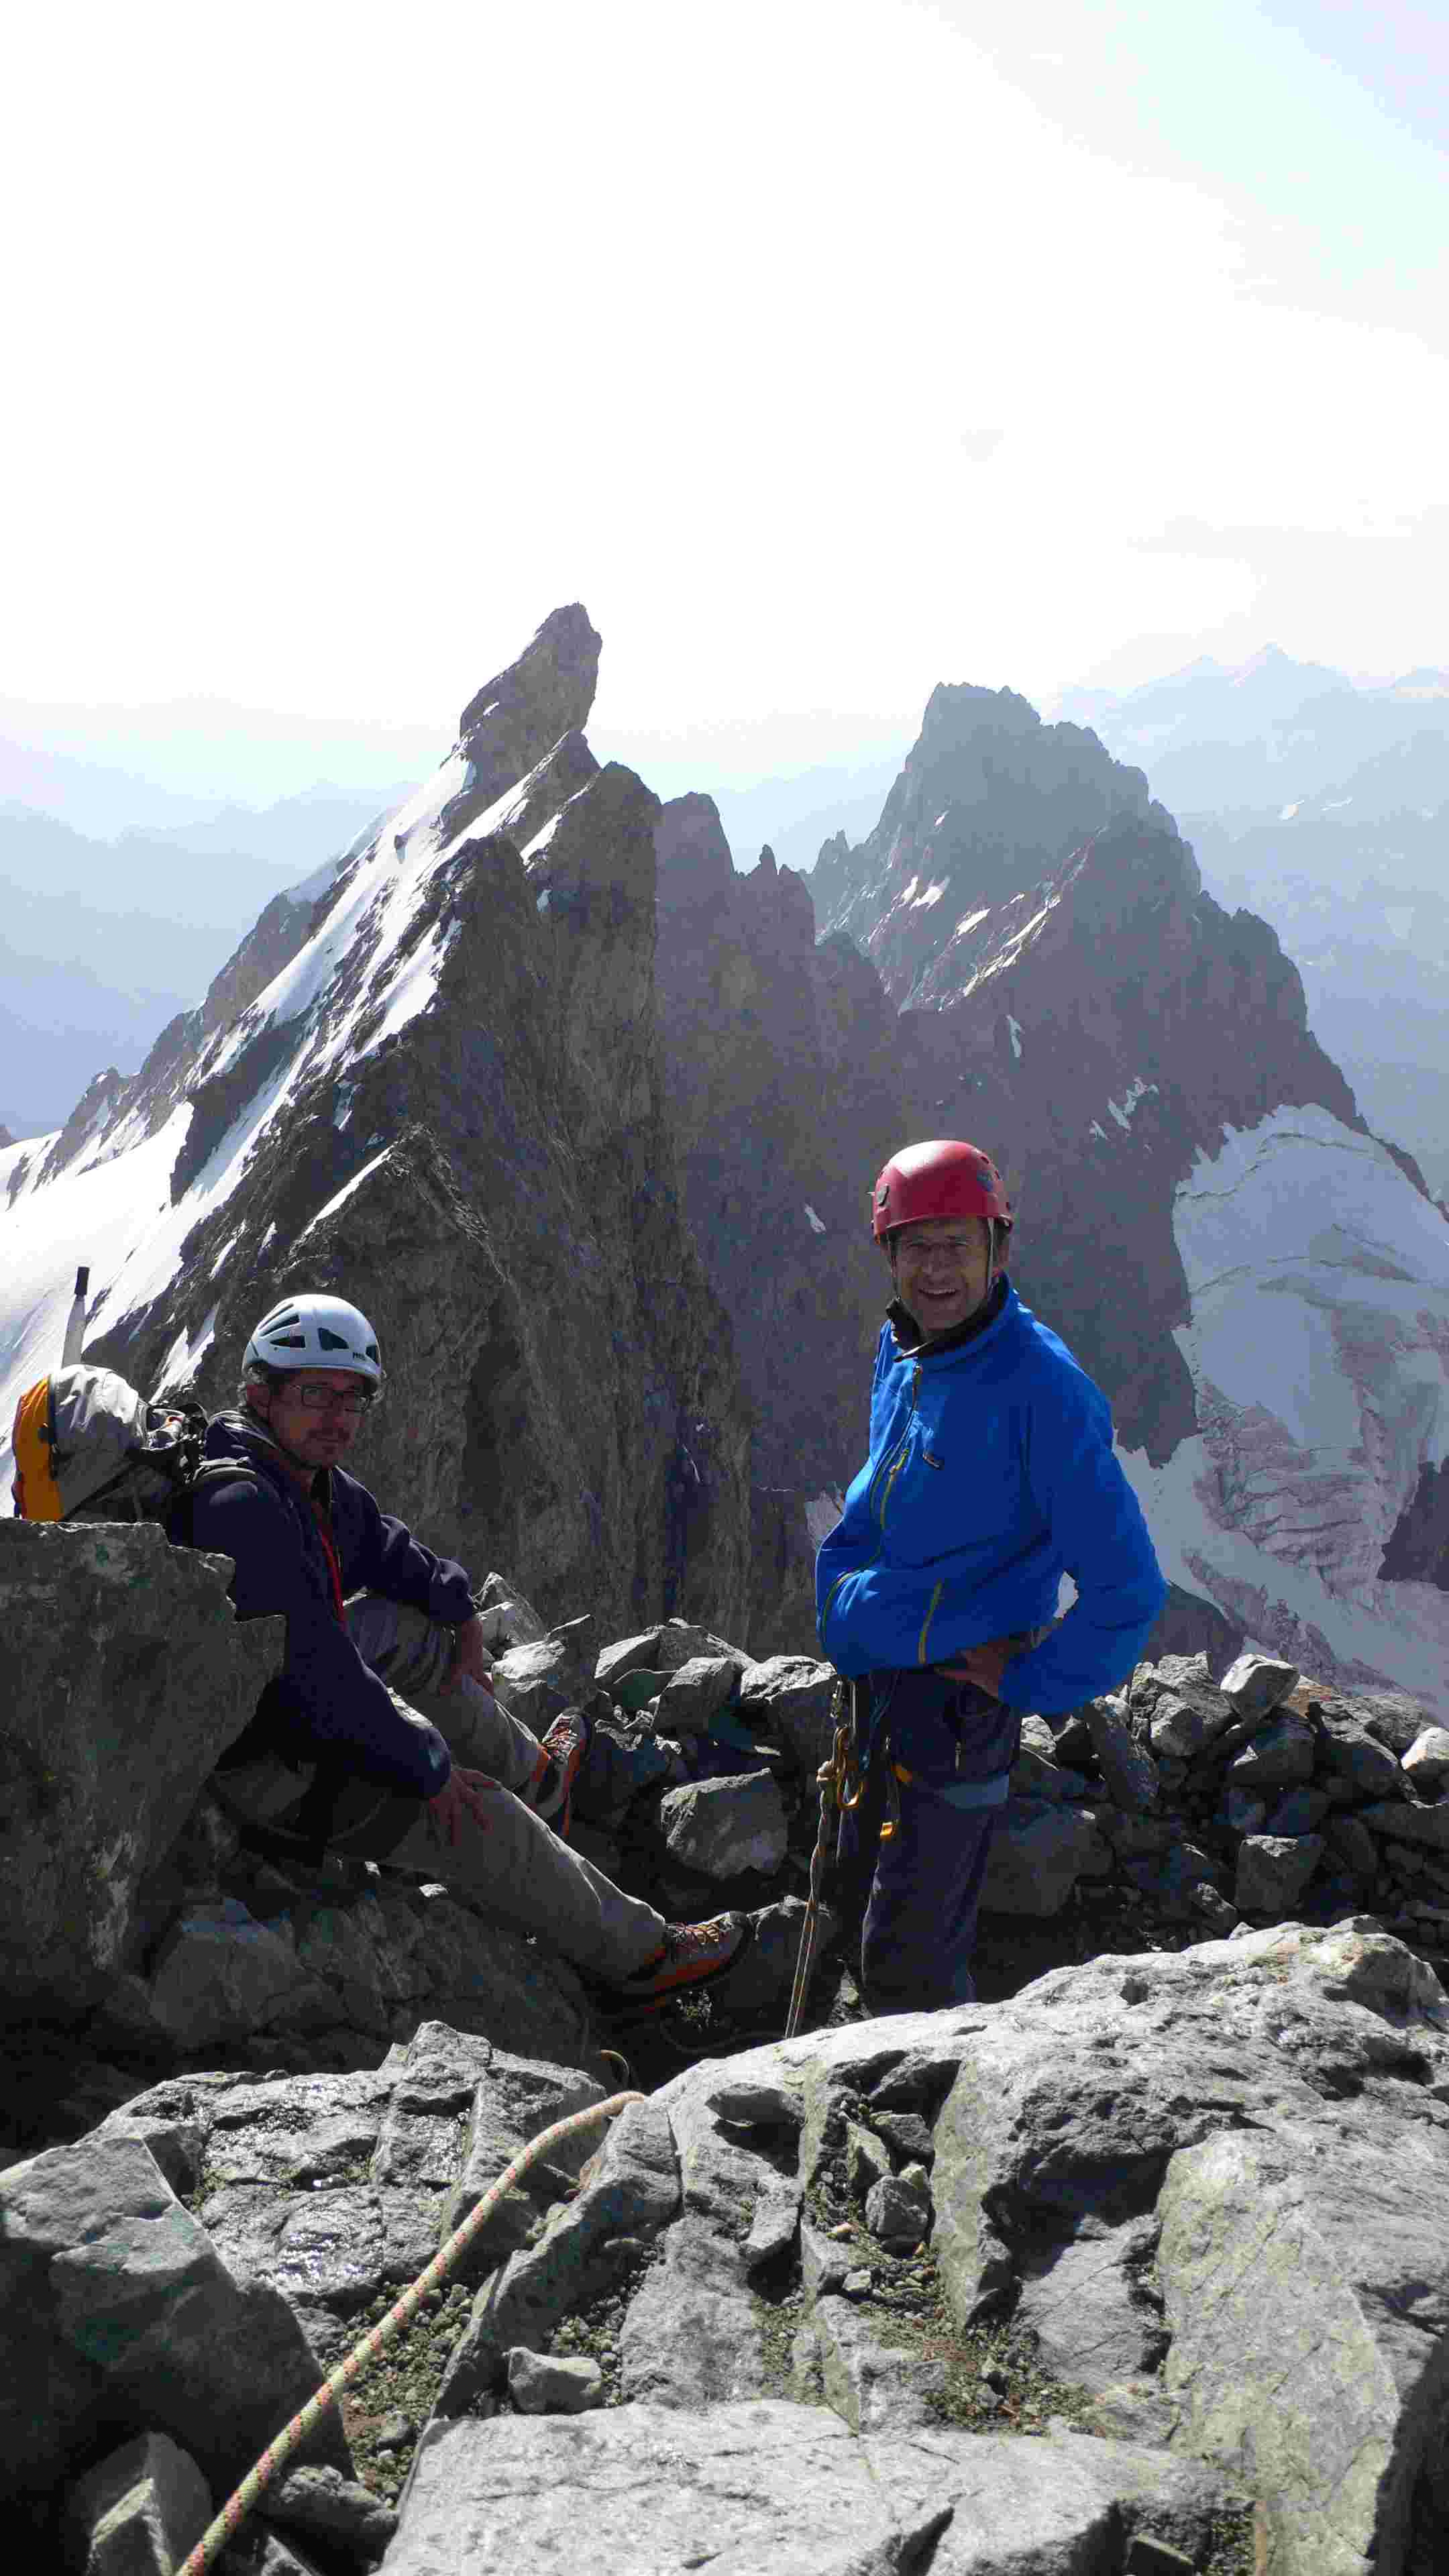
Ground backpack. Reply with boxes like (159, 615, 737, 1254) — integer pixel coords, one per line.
(10, 1364, 254, 1526)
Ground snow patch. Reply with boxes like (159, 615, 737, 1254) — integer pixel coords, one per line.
(296, 1147, 394, 1240)
(0, 1108, 192, 1501)
(954, 908, 989, 941)
(1008, 1016, 1024, 1061)
(156, 1301, 219, 1392)
(804, 1203, 826, 1235)
(1106, 1076, 1158, 1132)
(1120, 1104, 1449, 1707)
(910, 881, 946, 910)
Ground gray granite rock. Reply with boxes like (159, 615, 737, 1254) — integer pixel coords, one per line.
(1223, 1786, 1267, 1836)
(1403, 1727, 1449, 1790)
(0, 2133, 349, 2502)
(981, 1798, 1112, 1916)
(506, 2348, 604, 2414)
(655, 1656, 741, 1734)
(1218, 1652, 1300, 1719)
(472, 1573, 549, 1649)
(1234, 1832, 1324, 1915)
(736, 1655, 839, 1776)
(658, 1770, 788, 1878)
(265, 2463, 398, 2560)
(1316, 1720, 1407, 1801)
(1359, 1796, 1449, 1853)
(489, 1635, 588, 1732)
(864, 2163, 932, 2247)
(1265, 1786, 1330, 1837)
(64, 2430, 211, 2576)
(384, 2403, 1244, 2576)
(1225, 1713, 1316, 1790)
(1086, 1696, 1160, 1812)
(0, 1520, 282, 2016)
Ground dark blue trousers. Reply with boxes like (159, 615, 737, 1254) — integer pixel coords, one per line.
(835, 1669, 1021, 2014)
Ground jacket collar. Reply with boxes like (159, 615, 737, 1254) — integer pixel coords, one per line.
(887, 1273, 1012, 1362)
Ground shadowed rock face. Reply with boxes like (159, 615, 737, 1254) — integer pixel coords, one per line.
(64, 610, 753, 1645)
(1382, 1460, 1449, 1591)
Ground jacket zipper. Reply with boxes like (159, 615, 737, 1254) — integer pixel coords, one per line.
(820, 1364, 922, 1650)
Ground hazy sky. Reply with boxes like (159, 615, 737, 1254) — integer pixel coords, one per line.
(7, 1, 1446, 791)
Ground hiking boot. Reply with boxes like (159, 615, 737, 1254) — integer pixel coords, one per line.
(615, 1911, 753, 2004)
(530, 1706, 593, 1835)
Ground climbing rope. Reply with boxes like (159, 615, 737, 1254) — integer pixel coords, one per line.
(785, 1680, 863, 2041)
(176, 2088, 645, 2576)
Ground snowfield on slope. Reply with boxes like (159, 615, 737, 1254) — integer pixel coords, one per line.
(1120, 1103, 1449, 1704)
(0, 745, 506, 1503)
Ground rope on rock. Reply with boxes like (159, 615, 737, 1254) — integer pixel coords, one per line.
(176, 2088, 645, 2576)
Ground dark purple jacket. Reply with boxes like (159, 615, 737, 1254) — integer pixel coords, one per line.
(176, 1412, 468, 1798)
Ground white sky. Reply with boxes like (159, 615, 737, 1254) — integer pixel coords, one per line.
(5, 1, 1447, 786)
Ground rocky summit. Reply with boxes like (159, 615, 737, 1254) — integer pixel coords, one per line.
(5, 603, 1449, 2570)
(6, 1521, 1449, 2568)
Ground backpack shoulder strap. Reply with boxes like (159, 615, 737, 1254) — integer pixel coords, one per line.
(174, 1456, 265, 1548)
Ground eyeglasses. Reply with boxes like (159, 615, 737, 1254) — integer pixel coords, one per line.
(292, 1385, 378, 1414)
(894, 1234, 981, 1260)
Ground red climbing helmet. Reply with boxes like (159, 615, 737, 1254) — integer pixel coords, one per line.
(870, 1138, 1013, 1243)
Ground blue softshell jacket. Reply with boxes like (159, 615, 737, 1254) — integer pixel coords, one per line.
(174, 1413, 468, 1797)
(815, 1283, 1166, 1715)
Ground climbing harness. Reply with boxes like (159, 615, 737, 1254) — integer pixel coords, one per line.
(176, 2088, 644, 2576)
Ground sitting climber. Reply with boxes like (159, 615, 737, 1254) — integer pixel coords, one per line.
(816, 1140, 1166, 2017)
(176, 1291, 750, 2002)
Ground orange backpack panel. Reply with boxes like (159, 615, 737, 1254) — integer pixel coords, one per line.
(11, 1379, 62, 1521)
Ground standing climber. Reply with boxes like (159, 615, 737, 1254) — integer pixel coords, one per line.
(178, 1293, 752, 2003)
(815, 1140, 1165, 2015)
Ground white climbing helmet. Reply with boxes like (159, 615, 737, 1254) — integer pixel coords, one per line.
(243, 1293, 384, 1385)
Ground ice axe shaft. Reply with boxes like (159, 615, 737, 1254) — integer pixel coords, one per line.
(61, 1265, 90, 1367)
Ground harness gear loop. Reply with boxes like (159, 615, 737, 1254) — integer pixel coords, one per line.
(176, 2088, 645, 2576)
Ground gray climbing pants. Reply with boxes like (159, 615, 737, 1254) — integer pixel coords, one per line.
(215, 1595, 667, 1985)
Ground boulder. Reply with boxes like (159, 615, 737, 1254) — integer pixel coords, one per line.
(386, 2403, 1243, 2576)
(0, 2133, 347, 2504)
(1148, 1691, 1234, 1761)
(1265, 1787, 1330, 1837)
(981, 1799, 1112, 1917)
(1219, 1652, 1300, 1719)
(1333, 1688, 1435, 1757)
(1223, 1786, 1267, 1836)
(655, 1656, 741, 1735)
(1085, 1696, 1160, 1812)
(506, 2349, 604, 2414)
(569, 1718, 673, 1827)
(737, 1656, 839, 1776)
(1403, 1727, 1449, 1791)
(1358, 1798, 1449, 1855)
(0, 1521, 282, 2015)
(63, 2430, 211, 2576)
(595, 1629, 666, 1691)
(490, 1635, 590, 1731)
(471, 1573, 549, 1649)
(658, 1773, 788, 1880)
(864, 2163, 932, 2247)
(264, 2464, 398, 2562)
(1234, 1833, 1324, 1916)
(1224, 1713, 1316, 1791)
(1316, 1721, 1407, 1801)
(410, 1922, 1449, 2576)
